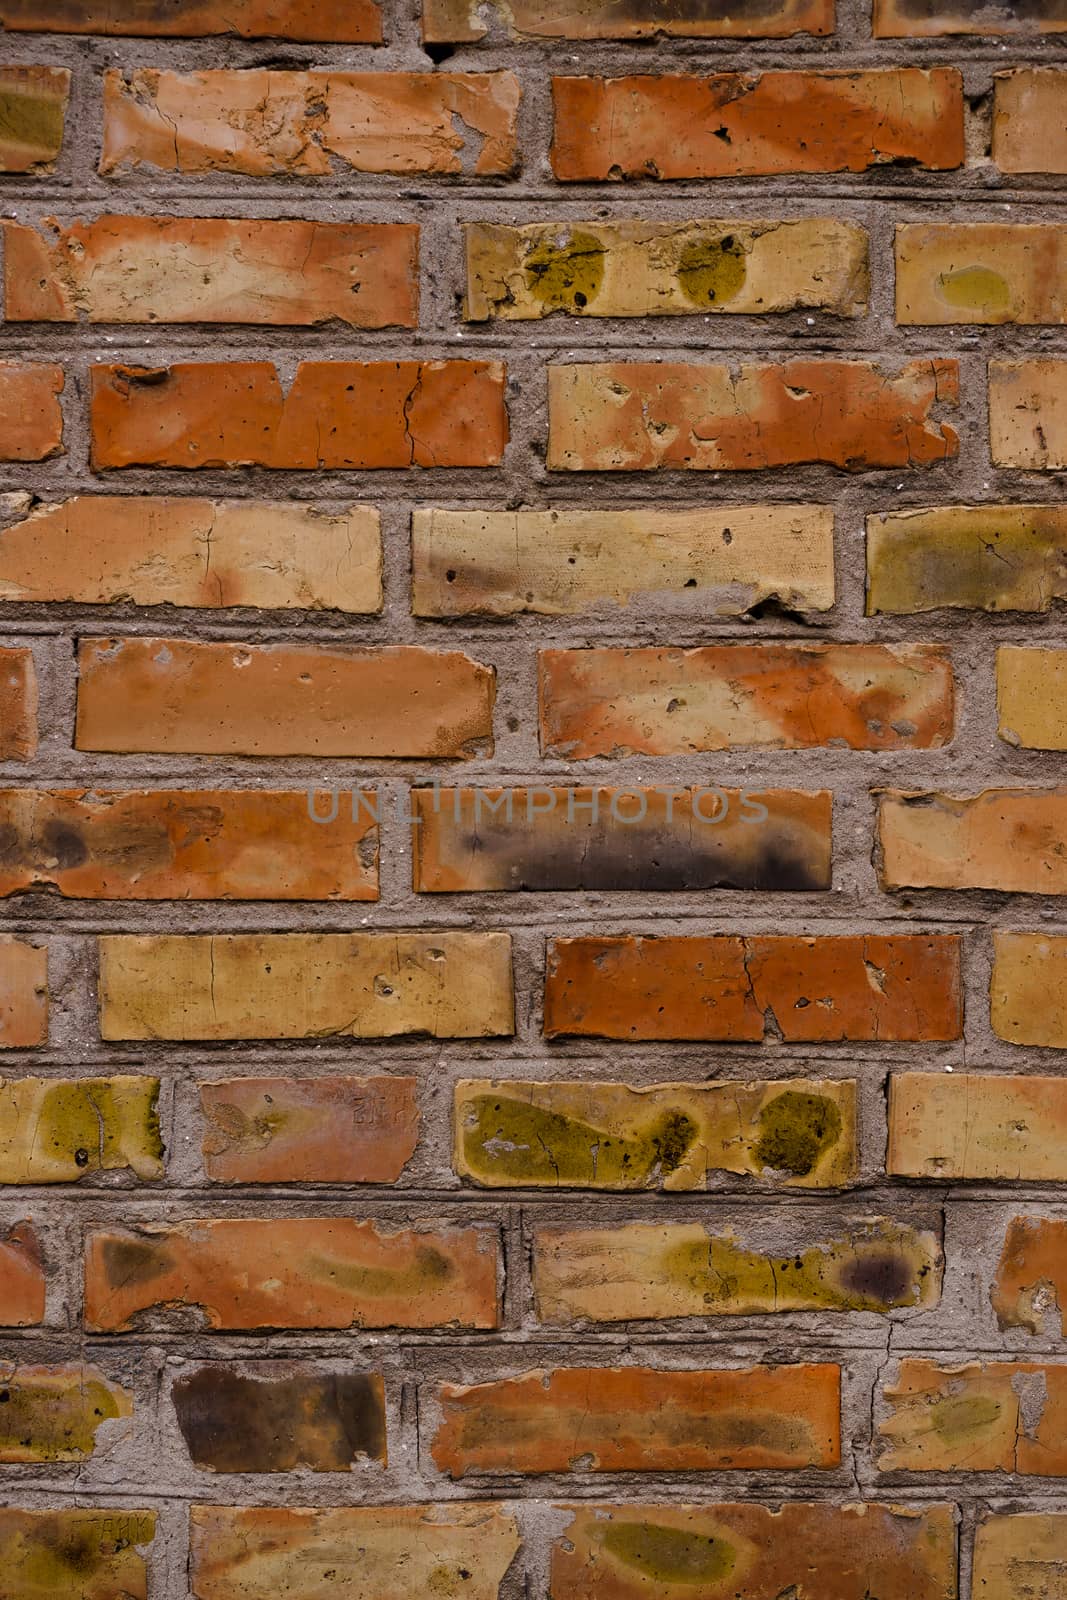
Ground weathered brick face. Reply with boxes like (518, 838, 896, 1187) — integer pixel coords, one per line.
(1, 0, 1062, 1593)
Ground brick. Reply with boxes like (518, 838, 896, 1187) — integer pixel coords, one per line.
(99, 932, 513, 1040)
(0, 788, 378, 900)
(994, 70, 1067, 172)
(991, 1218, 1067, 1336)
(0, 645, 37, 760)
(0, 936, 47, 1047)
(455, 1078, 858, 1189)
(0, 1363, 132, 1462)
(534, 1219, 941, 1322)
(875, 0, 1065, 32)
(879, 788, 1067, 894)
(0, 496, 383, 612)
(879, 1359, 1067, 1474)
(426, 0, 833, 38)
(200, 1075, 419, 1183)
(540, 644, 953, 756)
(432, 1364, 841, 1475)
(548, 359, 959, 471)
(85, 1217, 499, 1331)
(172, 1366, 386, 1471)
(992, 933, 1067, 1048)
(0, 1509, 156, 1600)
(0, 1221, 45, 1325)
(545, 934, 961, 1042)
(551, 1503, 958, 1600)
(5, 218, 418, 329)
(90, 361, 507, 470)
(413, 505, 835, 619)
(76, 639, 494, 757)
(0, 362, 62, 460)
(0, 1075, 162, 1183)
(413, 787, 832, 893)
(990, 360, 1067, 469)
(867, 504, 1067, 614)
(997, 646, 1067, 750)
(464, 220, 867, 320)
(973, 1514, 1067, 1600)
(888, 1072, 1067, 1181)
(551, 70, 963, 179)
(0, 65, 68, 170)
(0, 0, 382, 38)
(190, 1505, 520, 1600)
(101, 68, 520, 176)
(896, 224, 1067, 325)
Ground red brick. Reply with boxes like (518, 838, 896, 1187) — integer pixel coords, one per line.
(0, 646, 37, 761)
(432, 1365, 841, 1475)
(545, 933, 962, 1042)
(992, 1217, 1067, 1336)
(5, 217, 418, 328)
(90, 361, 507, 470)
(0, 0, 382, 38)
(200, 1076, 419, 1183)
(426, 0, 833, 38)
(548, 360, 959, 471)
(0, 788, 378, 900)
(0, 1221, 45, 1325)
(551, 70, 964, 179)
(0, 935, 47, 1047)
(540, 644, 954, 755)
(76, 639, 494, 757)
(0, 362, 62, 460)
(102, 69, 520, 177)
(85, 1218, 499, 1331)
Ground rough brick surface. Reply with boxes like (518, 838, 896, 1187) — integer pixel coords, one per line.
(200, 1076, 419, 1183)
(0, 0, 383, 36)
(993, 70, 1067, 172)
(0, 645, 37, 759)
(0, 361, 63, 459)
(867, 504, 1067, 613)
(0, 1222, 46, 1324)
(896, 223, 1067, 324)
(0, 65, 67, 170)
(989, 359, 1067, 468)
(888, 1072, 1067, 1179)
(0, 935, 47, 1047)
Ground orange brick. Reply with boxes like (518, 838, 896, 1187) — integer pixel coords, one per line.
(76, 639, 494, 757)
(540, 644, 953, 756)
(875, 0, 1065, 33)
(85, 1218, 499, 1331)
(91, 361, 507, 470)
(992, 1217, 1067, 1336)
(0, 496, 382, 612)
(994, 70, 1067, 173)
(0, 0, 381, 37)
(545, 934, 961, 1042)
(191, 1506, 521, 1600)
(888, 1072, 1067, 1180)
(432, 1365, 841, 1475)
(879, 788, 1067, 893)
(990, 359, 1067, 469)
(896, 224, 1067, 325)
(973, 1515, 1067, 1600)
(102, 69, 520, 176)
(0, 65, 68, 171)
(0, 646, 37, 761)
(551, 70, 963, 179)
(992, 932, 1067, 1047)
(0, 1509, 155, 1600)
(0, 362, 62, 460)
(201, 1076, 419, 1183)
(0, 935, 47, 1047)
(0, 1221, 45, 1325)
(0, 789, 378, 900)
(548, 360, 959, 471)
(551, 1503, 957, 1600)
(413, 787, 831, 892)
(879, 1359, 1067, 1474)
(426, 0, 833, 38)
(5, 218, 418, 328)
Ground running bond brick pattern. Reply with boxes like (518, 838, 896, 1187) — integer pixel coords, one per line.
(0, 0, 1063, 1593)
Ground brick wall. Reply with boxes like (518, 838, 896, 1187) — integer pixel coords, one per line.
(0, 1, 1064, 1596)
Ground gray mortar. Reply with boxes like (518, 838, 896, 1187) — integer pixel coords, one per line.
(0, 0, 1064, 1593)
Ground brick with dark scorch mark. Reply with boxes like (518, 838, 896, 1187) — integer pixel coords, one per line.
(0, 1508, 156, 1600)
(550, 1502, 957, 1600)
(172, 1366, 386, 1471)
(84, 1217, 500, 1331)
(412, 787, 832, 892)
(544, 933, 962, 1042)
(431, 1364, 841, 1475)
(200, 1076, 419, 1184)
(0, 0, 382, 39)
